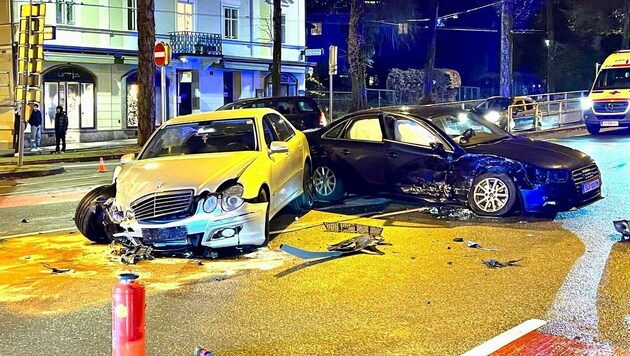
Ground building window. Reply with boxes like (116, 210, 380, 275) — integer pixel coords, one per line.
(56, 1, 75, 25)
(224, 8, 239, 39)
(281, 14, 286, 43)
(127, 0, 137, 31)
(177, 1, 193, 32)
(311, 22, 322, 36)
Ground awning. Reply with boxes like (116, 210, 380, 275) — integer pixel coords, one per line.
(219, 56, 315, 74)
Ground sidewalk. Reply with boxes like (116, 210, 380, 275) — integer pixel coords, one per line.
(0, 138, 137, 158)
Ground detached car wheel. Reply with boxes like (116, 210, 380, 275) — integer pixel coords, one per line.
(468, 173, 518, 217)
(586, 124, 601, 135)
(289, 163, 315, 212)
(74, 184, 116, 243)
(312, 164, 345, 202)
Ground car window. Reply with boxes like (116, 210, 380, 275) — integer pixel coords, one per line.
(486, 98, 510, 110)
(297, 100, 315, 112)
(345, 117, 383, 142)
(140, 118, 258, 159)
(268, 113, 295, 141)
(322, 120, 347, 139)
(251, 102, 267, 108)
(389, 118, 439, 147)
(262, 116, 279, 148)
(272, 101, 294, 115)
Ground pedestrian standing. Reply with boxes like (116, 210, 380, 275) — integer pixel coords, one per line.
(13, 103, 21, 153)
(54, 105, 68, 153)
(28, 103, 42, 152)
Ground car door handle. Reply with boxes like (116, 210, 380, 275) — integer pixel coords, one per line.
(340, 149, 351, 155)
(387, 152, 399, 158)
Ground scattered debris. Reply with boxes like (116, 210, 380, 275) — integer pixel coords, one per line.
(452, 237, 464, 243)
(467, 241, 500, 251)
(327, 234, 390, 255)
(428, 207, 475, 220)
(110, 237, 156, 265)
(280, 244, 343, 260)
(447, 246, 451, 250)
(323, 222, 383, 236)
(447, 261, 453, 265)
(482, 258, 524, 269)
(42, 263, 73, 274)
(426, 300, 431, 305)
(21, 218, 29, 223)
(613, 220, 630, 241)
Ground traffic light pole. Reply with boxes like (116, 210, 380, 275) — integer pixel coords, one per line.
(17, 0, 33, 167)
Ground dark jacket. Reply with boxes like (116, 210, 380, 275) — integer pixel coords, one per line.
(29, 109, 42, 127)
(54, 111, 68, 133)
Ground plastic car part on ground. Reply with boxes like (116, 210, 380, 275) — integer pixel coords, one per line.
(467, 240, 500, 251)
(111, 237, 156, 265)
(482, 258, 524, 268)
(613, 220, 630, 241)
(280, 223, 389, 260)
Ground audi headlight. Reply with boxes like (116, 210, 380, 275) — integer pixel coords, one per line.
(221, 185, 244, 212)
(203, 195, 218, 213)
(484, 111, 501, 123)
(581, 97, 593, 111)
(531, 168, 569, 183)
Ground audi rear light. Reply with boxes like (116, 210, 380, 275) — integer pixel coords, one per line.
(319, 111, 328, 126)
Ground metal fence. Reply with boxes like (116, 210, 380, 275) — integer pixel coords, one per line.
(308, 89, 397, 119)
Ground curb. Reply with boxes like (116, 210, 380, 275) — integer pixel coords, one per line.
(0, 166, 65, 179)
(0, 153, 128, 166)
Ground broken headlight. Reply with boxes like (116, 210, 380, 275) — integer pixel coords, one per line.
(221, 185, 244, 212)
(531, 168, 569, 184)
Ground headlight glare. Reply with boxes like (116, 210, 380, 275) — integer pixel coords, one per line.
(581, 97, 593, 110)
(221, 185, 244, 211)
(203, 195, 218, 213)
(484, 111, 501, 123)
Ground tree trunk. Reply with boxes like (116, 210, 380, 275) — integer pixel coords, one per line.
(271, 0, 282, 96)
(348, 0, 367, 112)
(499, 0, 513, 97)
(421, 0, 439, 105)
(623, 0, 630, 49)
(546, 0, 555, 93)
(137, 0, 156, 146)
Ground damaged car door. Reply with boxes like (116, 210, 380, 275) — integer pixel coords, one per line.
(382, 114, 453, 202)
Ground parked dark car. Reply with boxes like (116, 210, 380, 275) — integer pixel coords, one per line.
(472, 96, 541, 131)
(217, 96, 327, 131)
(306, 106, 602, 217)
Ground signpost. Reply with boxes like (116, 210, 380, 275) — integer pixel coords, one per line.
(328, 45, 337, 120)
(154, 42, 171, 125)
(304, 48, 324, 57)
(16, 1, 46, 166)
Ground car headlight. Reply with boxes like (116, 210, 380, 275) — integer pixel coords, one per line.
(531, 168, 569, 183)
(203, 195, 218, 213)
(484, 111, 501, 123)
(221, 185, 244, 211)
(581, 97, 593, 110)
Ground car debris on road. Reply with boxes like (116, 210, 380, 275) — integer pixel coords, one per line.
(323, 222, 384, 236)
(41, 263, 74, 274)
(613, 220, 630, 241)
(467, 240, 500, 251)
(482, 258, 524, 268)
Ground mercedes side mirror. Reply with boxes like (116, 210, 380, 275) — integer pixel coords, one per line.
(120, 153, 135, 164)
(269, 141, 289, 155)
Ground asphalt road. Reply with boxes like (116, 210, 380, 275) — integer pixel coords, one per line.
(0, 130, 629, 355)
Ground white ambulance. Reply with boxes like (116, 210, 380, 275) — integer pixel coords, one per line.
(582, 50, 630, 134)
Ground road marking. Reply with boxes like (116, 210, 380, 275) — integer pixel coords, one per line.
(461, 319, 547, 356)
(13, 174, 106, 187)
(0, 190, 89, 208)
(0, 184, 102, 197)
(0, 227, 76, 240)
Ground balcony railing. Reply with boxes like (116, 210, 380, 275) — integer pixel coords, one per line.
(168, 32, 222, 56)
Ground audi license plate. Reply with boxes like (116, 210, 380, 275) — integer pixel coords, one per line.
(582, 179, 600, 194)
(141, 226, 188, 242)
(601, 121, 619, 127)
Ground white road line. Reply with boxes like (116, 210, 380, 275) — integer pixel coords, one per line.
(0, 227, 77, 240)
(12, 174, 106, 187)
(0, 184, 102, 197)
(461, 319, 547, 356)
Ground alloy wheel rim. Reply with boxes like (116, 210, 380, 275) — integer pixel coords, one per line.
(473, 177, 509, 213)
(313, 166, 336, 197)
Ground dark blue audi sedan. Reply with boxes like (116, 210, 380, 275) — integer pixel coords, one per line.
(306, 106, 602, 217)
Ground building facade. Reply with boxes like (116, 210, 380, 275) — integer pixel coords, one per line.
(1, 0, 309, 147)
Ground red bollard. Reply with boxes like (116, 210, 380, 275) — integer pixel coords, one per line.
(112, 273, 146, 356)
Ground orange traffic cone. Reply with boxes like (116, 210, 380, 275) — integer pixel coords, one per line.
(97, 157, 107, 173)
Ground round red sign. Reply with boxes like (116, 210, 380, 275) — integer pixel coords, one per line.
(154, 42, 169, 67)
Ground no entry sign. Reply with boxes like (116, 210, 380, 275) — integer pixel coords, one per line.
(154, 42, 171, 67)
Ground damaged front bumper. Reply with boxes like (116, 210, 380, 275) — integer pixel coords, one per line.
(104, 199, 268, 249)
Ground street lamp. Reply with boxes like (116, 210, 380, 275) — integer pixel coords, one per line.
(544, 39, 550, 47)
(545, 39, 551, 93)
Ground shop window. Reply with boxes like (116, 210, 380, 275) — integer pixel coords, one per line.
(42, 66, 95, 130)
(311, 22, 322, 36)
(265, 73, 297, 97)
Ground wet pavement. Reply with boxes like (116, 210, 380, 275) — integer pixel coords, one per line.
(0, 131, 629, 355)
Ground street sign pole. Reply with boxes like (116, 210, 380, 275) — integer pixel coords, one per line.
(328, 45, 337, 121)
(17, 0, 33, 167)
(154, 42, 171, 126)
(160, 67, 166, 126)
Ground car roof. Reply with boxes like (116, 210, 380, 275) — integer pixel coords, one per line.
(344, 105, 466, 120)
(165, 108, 276, 125)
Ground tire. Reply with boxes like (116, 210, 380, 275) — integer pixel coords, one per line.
(468, 172, 518, 217)
(586, 124, 601, 135)
(75, 185, 116, 243)
(289, 163, 314, 212)
(312, 164, 345, 202)
(257, 188, 271, 246)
